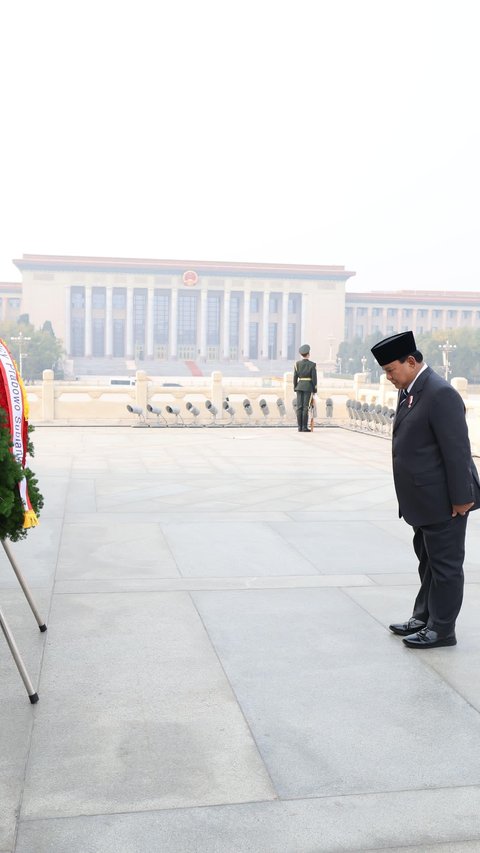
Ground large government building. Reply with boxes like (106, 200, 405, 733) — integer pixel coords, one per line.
(6, 254, 354, 367)
(1, 255, 479, 372)
(345, 290, 480, 340)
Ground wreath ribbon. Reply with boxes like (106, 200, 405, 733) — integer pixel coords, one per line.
(0, 338, 38, 528)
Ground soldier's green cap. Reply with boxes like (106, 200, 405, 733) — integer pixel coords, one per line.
(299, 344, 310, 356)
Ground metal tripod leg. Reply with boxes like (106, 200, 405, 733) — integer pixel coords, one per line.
(0, 604, 39, 703)
(1, 540, 47, 632)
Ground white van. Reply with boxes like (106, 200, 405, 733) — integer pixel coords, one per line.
(109, 377, 136, 386)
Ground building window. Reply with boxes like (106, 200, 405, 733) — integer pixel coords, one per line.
(207, 294, 221, 345)
(372, 308, 381, 317)
(268, 323, 277, 358)
(269, 295, 279, 314)
(113, 319, 125, 356)
(71, 287, 85, 309)
(250, 294, 260, 313)
(133, 290, 147, 348)
(153, 291, 169, 344)
(178, 293, 197, 345)
(288, 294, 300, 314)
(462, 310, 472, 319)
(387, 308, 397, 317)
(287, 322, 297, 359)
(92, 318, 105, 356)
(71, 316, 85, 356)
(447, 310, 457, 319)
(113, 288, 126, 309)
(355, 325, 364, 338)
(249, 322, 259, 358)
(432, 310, 441, 318)
(403, 308, 412, 318)
(92, 287, 106, 309)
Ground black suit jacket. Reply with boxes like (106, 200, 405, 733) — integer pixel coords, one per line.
(392, 366, 480, 526)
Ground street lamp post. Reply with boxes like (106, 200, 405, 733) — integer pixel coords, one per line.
(438, 339, 456, 381)
(10, 331, 31, 379)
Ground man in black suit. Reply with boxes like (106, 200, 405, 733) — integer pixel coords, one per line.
(371, 331, 480, 648)
(294, 344, 317, 432)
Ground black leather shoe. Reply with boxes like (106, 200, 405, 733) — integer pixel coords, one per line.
(389, 618, 426, 636)
(402, 627, 456, 649)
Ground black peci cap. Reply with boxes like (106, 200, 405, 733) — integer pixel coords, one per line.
(371, 331, 416, 366)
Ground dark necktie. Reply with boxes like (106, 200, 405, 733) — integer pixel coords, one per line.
(398, 388, 409, 408)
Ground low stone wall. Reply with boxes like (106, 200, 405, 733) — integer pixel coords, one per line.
(25, 370, 480, 454)
(28, 370, 349, 427)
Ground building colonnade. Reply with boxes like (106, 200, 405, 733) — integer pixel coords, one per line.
(64, 282, 307, 361)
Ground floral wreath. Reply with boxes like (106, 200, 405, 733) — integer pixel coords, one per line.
(0, 338, 43, 541)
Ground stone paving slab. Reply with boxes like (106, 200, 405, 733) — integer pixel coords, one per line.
(2, 426, 480, 853)
(20, 591, 275, 820)
(14, 787, 480, 852)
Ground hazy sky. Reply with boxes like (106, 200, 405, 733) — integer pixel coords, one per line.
(1, 0, 478, 292)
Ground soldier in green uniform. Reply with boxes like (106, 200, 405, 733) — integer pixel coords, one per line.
(293, 344, 317, 432)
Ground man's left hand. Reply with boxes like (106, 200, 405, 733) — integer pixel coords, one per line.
(452, 502, 474, 517)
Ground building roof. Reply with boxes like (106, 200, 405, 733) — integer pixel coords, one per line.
(0, 282, 21, 292)
(346, 290, 480, 306)
(13, 254, 356, 282)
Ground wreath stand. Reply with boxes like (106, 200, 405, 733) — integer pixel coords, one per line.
(0, 539, 47, 704)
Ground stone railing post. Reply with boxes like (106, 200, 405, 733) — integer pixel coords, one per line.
(135, 370, 149, 412)
(353, 372, 367, 400)
(210, 371, 224, 418)
(42, 369, 55, 422)
(284, 372, 293, 414)
(379, 373, 389, 405)
(451, 377, 468, 400)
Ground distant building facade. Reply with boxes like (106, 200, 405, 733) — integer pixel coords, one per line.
(11, 254, 355, 365)
(345, 291, 480, 341)
(0, 283, 22, 323)
(5, 257, 480, 361)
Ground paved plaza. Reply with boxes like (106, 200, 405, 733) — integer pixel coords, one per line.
(2, 424, 480, 853)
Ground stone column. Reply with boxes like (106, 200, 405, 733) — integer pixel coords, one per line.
(281, 290, 289, 359)
(146, 287, 154, 358)
(105, 286, 113, 357)
(222, 288, 231, 358)
(169, 287, 178, 358)
(243, 290, 251, 359)
(200, 288, 208, 359)
(261, 292, 270, 359)
(64, 286, 71, 355)
(84, 286, 92, 356)
(126, 287, 134, 358)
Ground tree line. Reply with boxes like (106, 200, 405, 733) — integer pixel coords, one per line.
(337, 328, 480, 384)
(0, 316, 64, 382)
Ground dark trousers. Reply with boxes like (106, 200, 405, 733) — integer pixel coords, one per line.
(296, 390, 311, 431)
(412, 514, 468, 634)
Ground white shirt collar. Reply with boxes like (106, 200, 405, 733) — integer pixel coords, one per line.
(407, 362, 428, 393)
